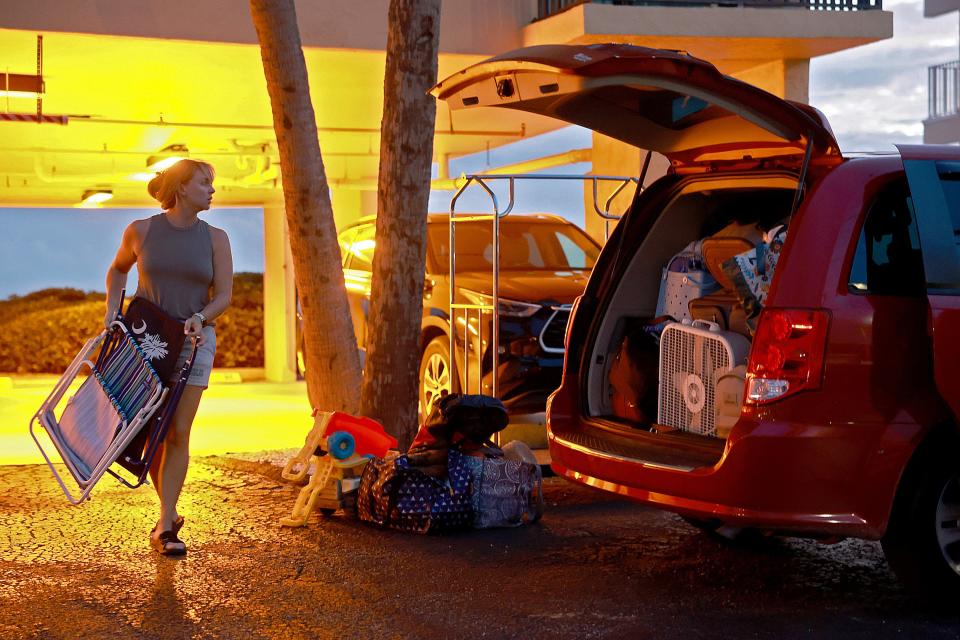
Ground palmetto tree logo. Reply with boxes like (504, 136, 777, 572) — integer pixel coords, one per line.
(140, 334, 169, 361)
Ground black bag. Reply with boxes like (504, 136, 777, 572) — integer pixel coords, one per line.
(121, 297, 186, 382)
(422, 394, 509, 448)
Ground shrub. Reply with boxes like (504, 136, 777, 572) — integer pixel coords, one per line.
(0, 275, 265, 373)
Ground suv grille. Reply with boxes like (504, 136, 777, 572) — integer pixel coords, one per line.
(539, 306, 571, 353)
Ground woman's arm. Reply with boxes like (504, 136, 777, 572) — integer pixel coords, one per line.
(184, 226, 233, 341)
(104, 221, 143, 327)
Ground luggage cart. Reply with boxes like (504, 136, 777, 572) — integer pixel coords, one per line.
(447, 167, 647, 426)
(29, 304, 198, 504)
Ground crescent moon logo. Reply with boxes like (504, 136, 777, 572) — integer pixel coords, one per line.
(131, 319, 148, 335)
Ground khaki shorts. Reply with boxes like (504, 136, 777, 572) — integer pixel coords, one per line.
(169, 326, 217, 389)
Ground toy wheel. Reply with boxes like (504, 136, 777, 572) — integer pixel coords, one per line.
(327, 431, 356, 460)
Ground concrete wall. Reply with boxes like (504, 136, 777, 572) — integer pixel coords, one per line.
(524, 3, 892, 60)
(733, 59, 810, 104)
(924, 114, 960, 143)
(925, 0, 960, 17)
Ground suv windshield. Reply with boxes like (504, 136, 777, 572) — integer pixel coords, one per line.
(427, 219, 600, 272)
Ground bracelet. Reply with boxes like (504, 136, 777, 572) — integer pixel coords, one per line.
(193, 312, 207, 326)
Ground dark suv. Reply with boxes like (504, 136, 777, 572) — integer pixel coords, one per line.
(335, 213, 600, 417)
(434, 43, 960, 593)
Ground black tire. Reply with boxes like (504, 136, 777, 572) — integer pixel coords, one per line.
(881, 441, 960, 598)
(419, 336, 457, 420)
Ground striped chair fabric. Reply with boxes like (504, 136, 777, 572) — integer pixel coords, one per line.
(96, 331, 164, 423)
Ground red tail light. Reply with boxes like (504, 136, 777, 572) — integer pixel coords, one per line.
(745, 308, 830, 405)
(564, 295, 582, 350)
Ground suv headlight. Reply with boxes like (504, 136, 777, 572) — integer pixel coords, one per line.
(460, 289, 541, 318)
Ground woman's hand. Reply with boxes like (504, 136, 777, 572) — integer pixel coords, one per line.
(103, 309, 115, 330)
(184, 315, 205, 346)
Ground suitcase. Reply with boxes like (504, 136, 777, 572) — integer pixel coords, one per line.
(688, 290, 750, 337)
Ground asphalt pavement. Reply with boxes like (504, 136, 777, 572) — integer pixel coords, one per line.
(1, 452, 959, 640)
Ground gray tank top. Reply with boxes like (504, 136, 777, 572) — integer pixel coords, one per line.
(135, 213, 214, 322)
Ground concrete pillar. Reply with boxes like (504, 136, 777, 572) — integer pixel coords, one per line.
(263, 204, 297, 383)
(583, 132, 670, 245)
(581, 56, 811, 246)
(329, 186, 376, 230)
(261, 186, 373, 383)
(731, 58, 810, 102)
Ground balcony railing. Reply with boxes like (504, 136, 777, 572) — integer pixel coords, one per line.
(538, 0, 883, 19)
(929, 60, 960, 120)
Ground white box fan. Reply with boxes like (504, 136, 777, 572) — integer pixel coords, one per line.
(658, 320, 751, 437)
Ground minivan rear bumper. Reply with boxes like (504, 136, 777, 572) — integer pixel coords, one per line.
(546, 386, 921, 540)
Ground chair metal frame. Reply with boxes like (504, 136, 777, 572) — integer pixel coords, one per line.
(29, 317, 197, 504)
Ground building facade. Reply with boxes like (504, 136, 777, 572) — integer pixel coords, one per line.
(924, 0, 960, 143)
(0, 0, 891, 380)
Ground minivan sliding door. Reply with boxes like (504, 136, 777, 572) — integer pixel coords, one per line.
(901, 156, 960, 423)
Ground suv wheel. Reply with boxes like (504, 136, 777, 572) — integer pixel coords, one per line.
(419, 336, 456, 419)
(882, 445, 960, 598)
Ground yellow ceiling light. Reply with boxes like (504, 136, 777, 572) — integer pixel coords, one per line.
(78, 189, 113, 208)
(130, 144, 190, 182)
(0, 72, 44, 98)
(145, 155, 187, 172)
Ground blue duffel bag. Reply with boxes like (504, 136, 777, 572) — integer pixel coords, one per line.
(356, 449, 474, 534)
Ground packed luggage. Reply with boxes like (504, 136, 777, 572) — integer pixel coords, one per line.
(614, 217, 789, 436)
(279, 394, 545, 533)
(356, 394, 544, 533)
(308, 394, 544, 534)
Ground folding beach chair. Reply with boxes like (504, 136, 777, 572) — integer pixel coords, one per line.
(29, 300, 197, 504)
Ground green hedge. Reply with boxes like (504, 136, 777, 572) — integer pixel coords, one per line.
(0, 274, 264, 373)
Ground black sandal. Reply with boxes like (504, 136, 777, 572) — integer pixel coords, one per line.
(151, 530, 187, 556)
(149, 515, 184, 537)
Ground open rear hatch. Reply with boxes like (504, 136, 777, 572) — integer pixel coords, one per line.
(434, 44, 843, 470)
(432, 43, 841, 170)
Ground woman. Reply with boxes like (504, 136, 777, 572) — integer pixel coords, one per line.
(104, 159, 233, 556)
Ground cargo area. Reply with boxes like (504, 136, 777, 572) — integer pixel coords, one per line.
(581, 174, 798, 469)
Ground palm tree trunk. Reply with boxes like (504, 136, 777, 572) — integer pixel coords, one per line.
(249, 0, 362, 412)
(359, 0, 442, 449)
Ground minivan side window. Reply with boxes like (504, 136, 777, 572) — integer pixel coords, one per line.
(848, 181, 925, 297)
(937, 166, 960, 242)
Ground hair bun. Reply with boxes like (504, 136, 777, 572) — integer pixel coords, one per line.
(147, 173, 163, 200)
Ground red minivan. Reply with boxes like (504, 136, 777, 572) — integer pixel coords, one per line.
(433, 44, 960, 593)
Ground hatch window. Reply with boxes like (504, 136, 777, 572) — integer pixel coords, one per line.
(594, 85, 722, 130)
